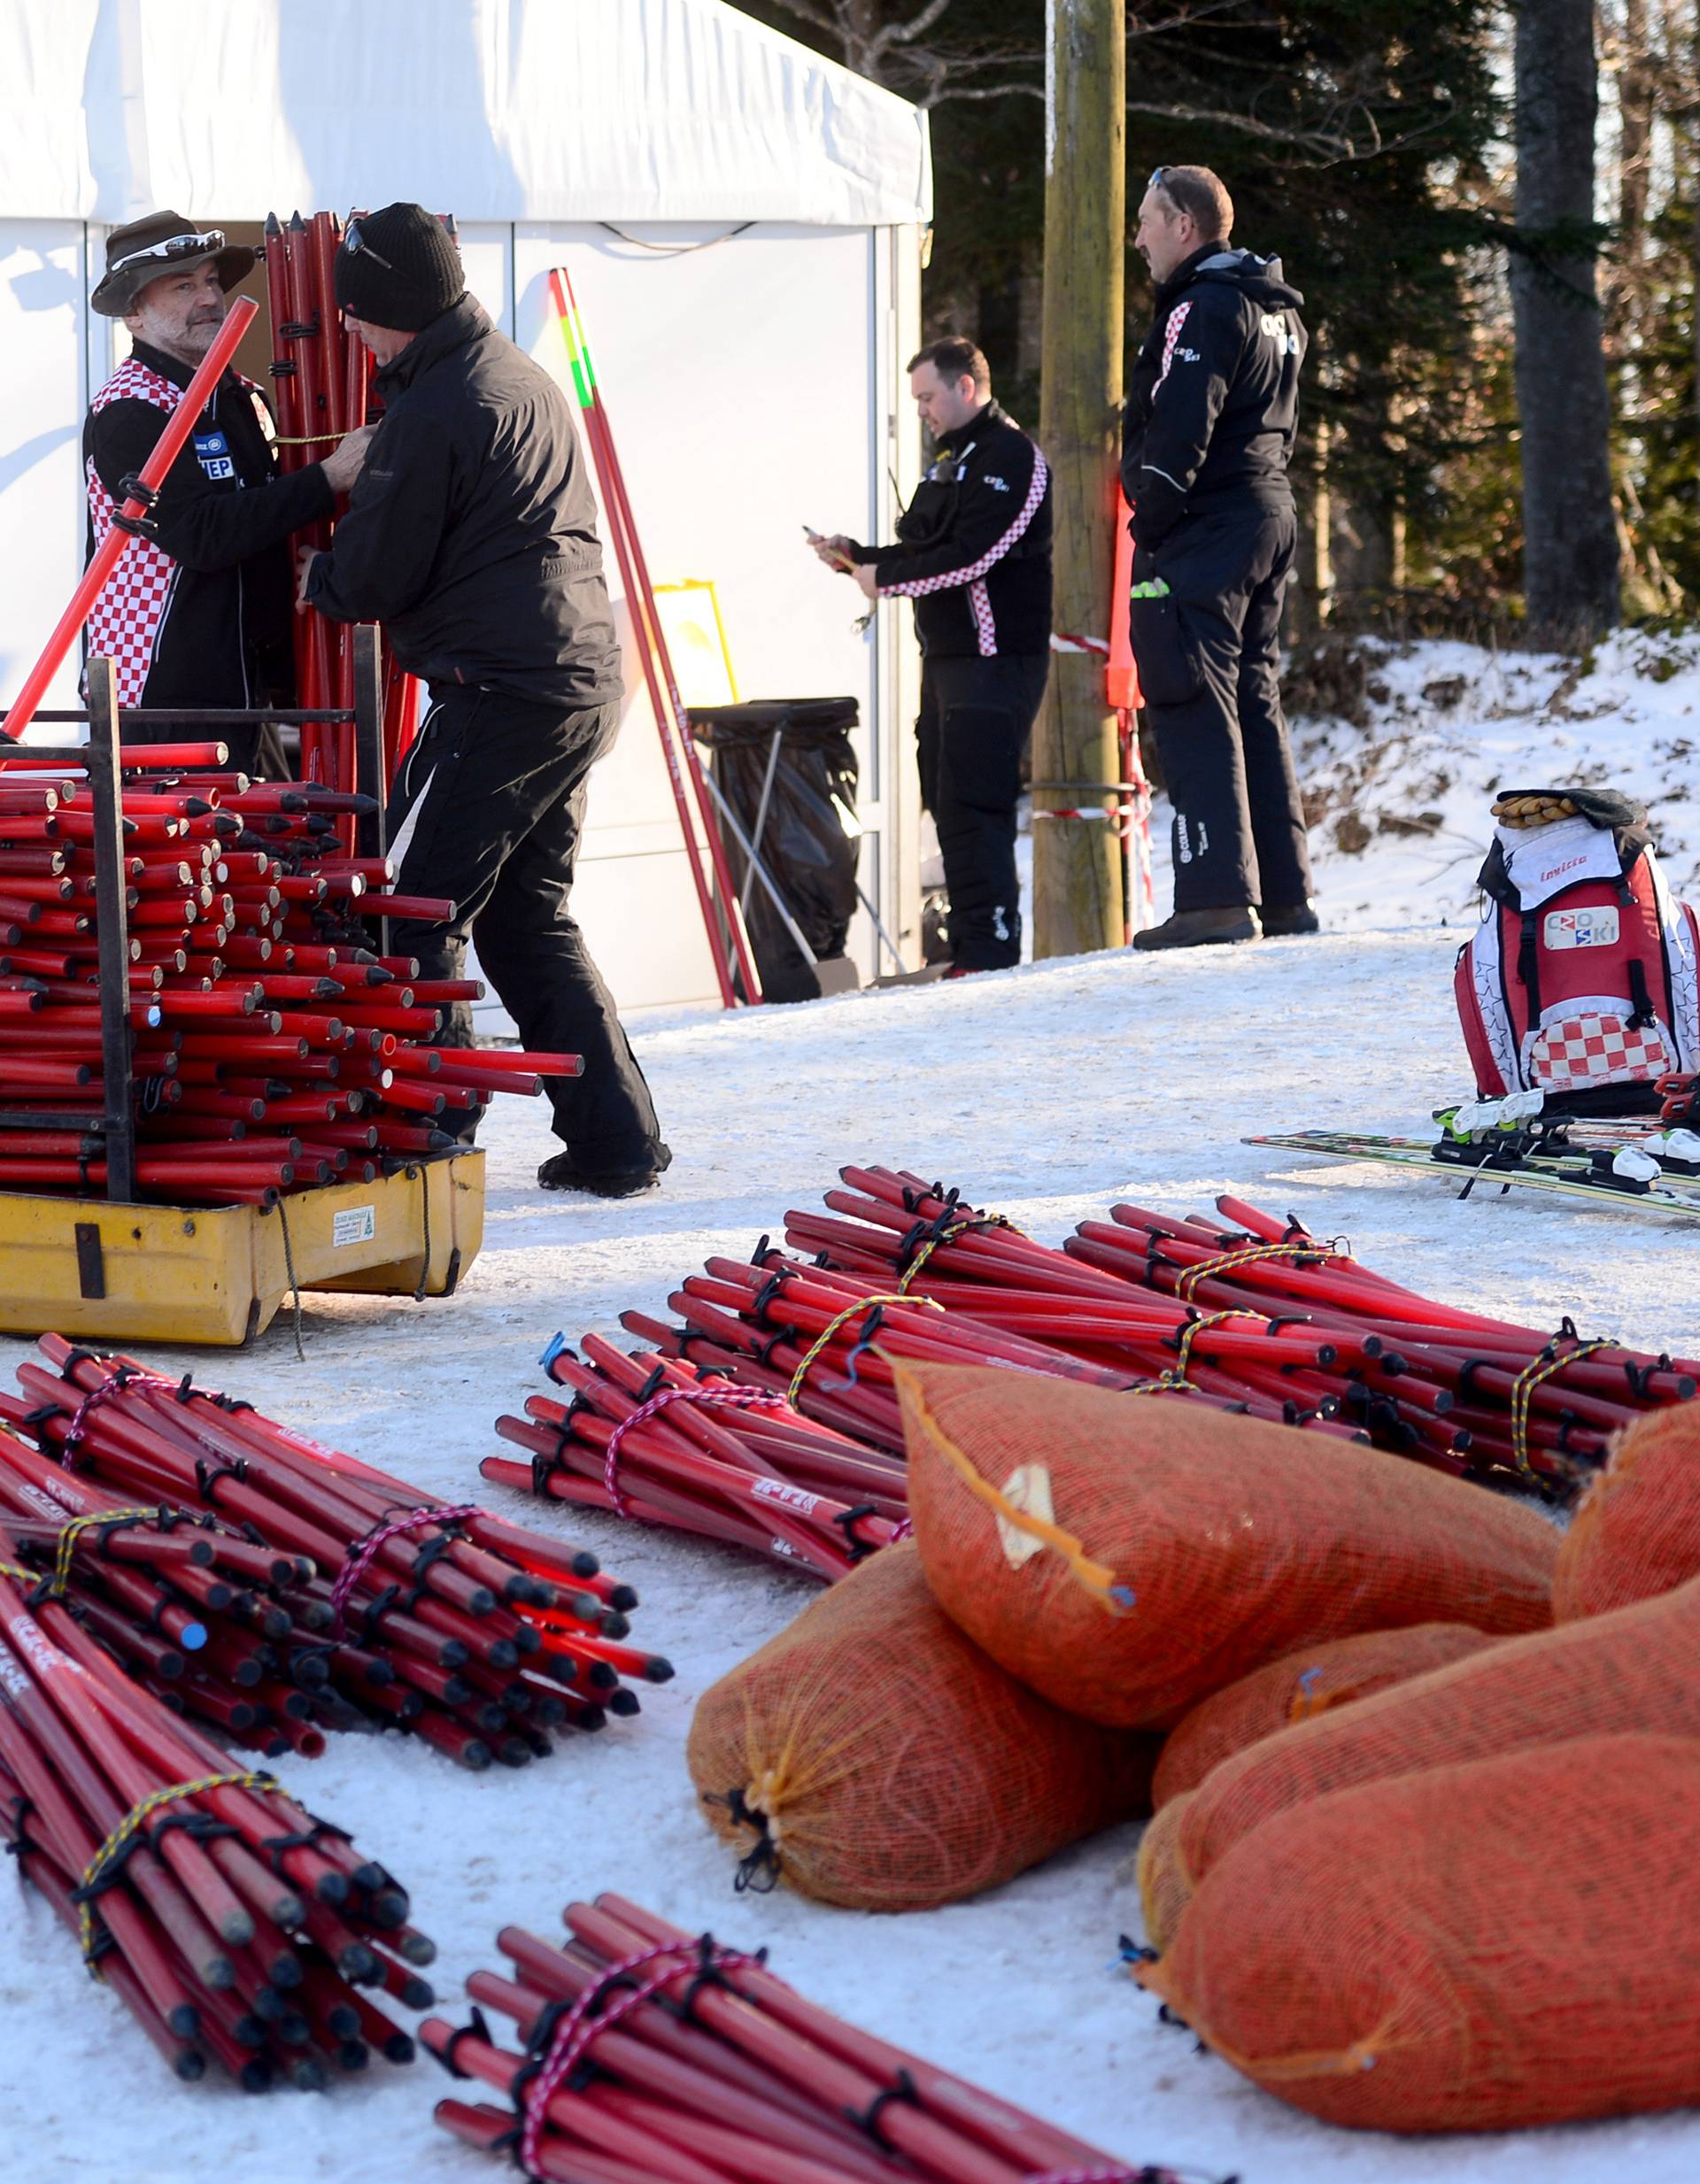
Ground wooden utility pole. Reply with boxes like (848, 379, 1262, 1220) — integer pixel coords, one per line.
(1032, 0, 1125, 958)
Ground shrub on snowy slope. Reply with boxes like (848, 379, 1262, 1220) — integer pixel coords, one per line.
(1282, 632, 1700, 926)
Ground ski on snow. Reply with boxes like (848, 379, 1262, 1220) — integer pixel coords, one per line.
(1244, 1129, 1700, 1224)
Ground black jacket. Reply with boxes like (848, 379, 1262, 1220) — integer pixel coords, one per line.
(855, 402, 1052, 658)
(83, 340, 333, 707)
(1121, 247, 1307, 550)
(307, 297, 622, 711)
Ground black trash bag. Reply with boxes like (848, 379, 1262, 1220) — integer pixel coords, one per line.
(689, 698, 861, 1004)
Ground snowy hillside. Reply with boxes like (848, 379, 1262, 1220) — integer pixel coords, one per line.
(1287, 628, 1700, 927)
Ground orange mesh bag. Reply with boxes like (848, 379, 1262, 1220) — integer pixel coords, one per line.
(1177, 1570, 1700, 1889)
(1151, 1623, 1498, 1806)
(897, 1359, 1557, 1728)
(1140, 1733, 1700, 2133)
(686, 1540, 1158, 1910)
(1554, 1402, 1700, 1620)
(1134, 1791, 1196, 1953)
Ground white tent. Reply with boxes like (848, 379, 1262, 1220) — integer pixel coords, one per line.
(0, 0, 932, 1007)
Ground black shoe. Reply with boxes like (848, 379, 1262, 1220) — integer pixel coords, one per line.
(1132, 906, 1263, 951)
(1260, 899, 1321, 938)
(537, 1146, 672, 1198)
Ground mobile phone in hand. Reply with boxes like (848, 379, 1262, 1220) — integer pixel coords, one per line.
(805, 524, 854, 572)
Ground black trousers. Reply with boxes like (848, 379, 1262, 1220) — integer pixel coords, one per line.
(1129, 501, 1313, 914)
(916, 652, 1049, 970)
(384, 686, 666, 1169)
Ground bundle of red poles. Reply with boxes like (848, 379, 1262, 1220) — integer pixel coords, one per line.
(0, 1338, 668, 1769)
(484, 1164, 1698, 1578)
(0, 751, 580, 1203)
(427, 1893, 1221, 2184)
(832, 1169, 1696, 1486)
(0, 1546, 431, 2089)
(484, 1336, 908, 1584)
(264, 209, 421, 797)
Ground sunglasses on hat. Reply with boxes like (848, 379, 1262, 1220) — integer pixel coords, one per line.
(108, 227, 226, 277)
(343, 217, 394, 272)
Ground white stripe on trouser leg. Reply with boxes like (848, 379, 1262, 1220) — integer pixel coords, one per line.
(385, 765, 437, 881)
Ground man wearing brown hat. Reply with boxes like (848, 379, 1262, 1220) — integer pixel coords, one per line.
(83, 212, 371, 768)
(299, 202, 669, 1198)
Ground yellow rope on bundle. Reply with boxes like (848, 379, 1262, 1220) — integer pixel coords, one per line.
(1509, 1338, 1615, 1475)
(78, 1770, 280, 1973)
(1127, 1308, 1263, 1394)
(49, 1508, 166, 1601)
(897, 1213, 1024, 1293)
(1174, 1239, 1341, 1301)
(785, 1293, 945, 1406)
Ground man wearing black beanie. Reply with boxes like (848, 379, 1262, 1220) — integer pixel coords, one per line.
(302, 202, 669, 1197)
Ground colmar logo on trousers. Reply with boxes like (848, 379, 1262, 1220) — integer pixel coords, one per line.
(1176, 816, 1210, 865)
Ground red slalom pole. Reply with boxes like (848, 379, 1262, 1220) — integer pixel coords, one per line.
(546, 268, 735, 1008)
(554, 265, 763, 1004)
(2, 298, 259, 745)
(547, 267, 761, 1007)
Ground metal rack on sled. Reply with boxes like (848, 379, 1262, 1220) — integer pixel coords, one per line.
(0, 639, 483, 1347)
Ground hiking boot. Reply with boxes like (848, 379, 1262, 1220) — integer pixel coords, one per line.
(1260, 899, 1321, 938)
(1133, 906, 1263, 951)
(537, 1145, 672, 1198)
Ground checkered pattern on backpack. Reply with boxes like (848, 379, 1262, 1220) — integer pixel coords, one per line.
(1528, 1015, 1678, 1088)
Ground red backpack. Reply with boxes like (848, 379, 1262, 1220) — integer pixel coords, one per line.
(1455, 790, 1700, 1114)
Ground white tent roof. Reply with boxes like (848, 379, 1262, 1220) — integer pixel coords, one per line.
(1, 0, 932, 227)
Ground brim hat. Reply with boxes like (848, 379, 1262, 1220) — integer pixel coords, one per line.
(92, 211, 255, 318)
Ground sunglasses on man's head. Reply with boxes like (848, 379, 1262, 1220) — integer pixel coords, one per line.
(1148, 166, 1174, 190)
(344, 217, 394, 272)
(111, 228, 225, 275)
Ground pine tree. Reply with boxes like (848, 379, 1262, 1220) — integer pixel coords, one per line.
(1509, 0, 1622, 643)
(738, 2, 1511, 632)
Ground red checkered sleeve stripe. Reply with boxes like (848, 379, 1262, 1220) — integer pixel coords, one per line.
(877, 450, 1051, 599)
(86, 362, 186, 707)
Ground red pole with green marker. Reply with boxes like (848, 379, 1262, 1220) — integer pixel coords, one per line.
(546, 267, 763, 1007)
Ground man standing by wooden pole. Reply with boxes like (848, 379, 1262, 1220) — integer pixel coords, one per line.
(1032, 0, 1126, 958)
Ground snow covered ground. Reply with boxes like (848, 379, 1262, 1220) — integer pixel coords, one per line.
(5, 636, 1700, 2184)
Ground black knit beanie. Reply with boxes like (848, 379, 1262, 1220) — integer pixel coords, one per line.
(335, 203, 465, 332)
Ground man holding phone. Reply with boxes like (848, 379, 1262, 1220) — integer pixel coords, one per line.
(811, 338, 1052, 976)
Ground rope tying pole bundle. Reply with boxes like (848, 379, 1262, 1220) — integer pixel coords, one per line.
(425, 1893, 1227, 2183)
(0, 1336, 672, 1767)
(0, 1546, 436, 2089)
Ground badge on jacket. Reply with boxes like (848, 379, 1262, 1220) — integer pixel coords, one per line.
(194, 429, 236, 482)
